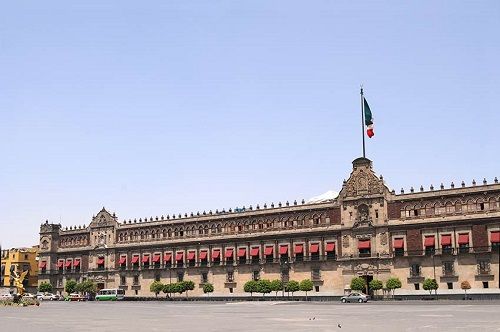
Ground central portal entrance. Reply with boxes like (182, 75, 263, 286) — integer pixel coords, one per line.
(362, 275, 373, 295)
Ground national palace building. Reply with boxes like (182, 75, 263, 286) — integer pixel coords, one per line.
(37, 158, 500, 296)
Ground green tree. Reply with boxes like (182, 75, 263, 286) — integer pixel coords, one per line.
(460, 281, 471, 299)
(181, 280, 195, 298)
(423, 278, 439, 296)
(75, 280, 97, 296)
(203, 283, 214, 295)
(299, 279, 314, 299)
(162, 283, 174, 298)
(173, 282, 185, 296)
(150, 281, 164, 298)
(244, 280, 259, 297)
(270, 279, 283, 298)
(369, 279, 383, 297)
(38, 282, 53, 293)
(350, 277, 366, 292)
(65, 279, 78, 295)
(257, 279, 272, 297)
(386, 277, 402, 297)
(285, 280, 300, 296)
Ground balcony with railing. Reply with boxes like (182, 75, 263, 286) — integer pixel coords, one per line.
(476, 262, 492, 278)
(441, 265, 456, 278)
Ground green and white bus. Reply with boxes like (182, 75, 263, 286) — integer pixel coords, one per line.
(95, 289, 125, 301)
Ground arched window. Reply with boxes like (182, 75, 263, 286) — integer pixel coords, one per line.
(425, 203, 435, 216)
(489, 197, 498, 210)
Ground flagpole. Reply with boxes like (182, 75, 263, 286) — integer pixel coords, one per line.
(360, 86, 366, 158)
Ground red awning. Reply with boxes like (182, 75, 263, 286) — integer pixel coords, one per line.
(74, 259, 80, 267)
(187, 251, 196, 261)
(142, 255, 150, 263)
(225, 248, 234, 258)
(358, 240, 371, 249)
(57, 261, 64, 268)
(176, 252, 184, 261)
(199, 250, 208, 260)
(294, 244, 303, 254)
(65, 260, 72, 268)
(264, 246, 274, 256)
(441, 234, 452, 246)
(491, 231, 500, 243)
(97, 257, 105, 265)
(131, 255, 139, 264)
(250, 247, 260, 256)
(310, 243, 319, 253)
(279, 245, 288, 255)
(424, 236, 435, 247)
(458, 234, 469, 245)
(237, 248, 246, 257)
(393, 238, 404, 249)
(39, 261, 47, 269)
(212, 250, 220, 259)
(119, 256, 127, 265)
(153, 254, 161, 263)
(325, 242, 336, 252)
(164, 253, 172, 262)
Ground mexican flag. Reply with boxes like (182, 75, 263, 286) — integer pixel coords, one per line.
(364, 97, 374, 138)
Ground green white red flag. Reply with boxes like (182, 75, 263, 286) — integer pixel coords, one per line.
(363, 97, 374, 138)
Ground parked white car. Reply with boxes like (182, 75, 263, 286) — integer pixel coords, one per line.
(22, 293, 36, 299)
(0, 293, 14, 301)
(36, 292, 58, 301)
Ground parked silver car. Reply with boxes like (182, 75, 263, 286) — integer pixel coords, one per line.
(340, 292, 369, 303)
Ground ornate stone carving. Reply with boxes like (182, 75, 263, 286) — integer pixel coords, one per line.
(355, 234, 372, 240)
(353, 204, 373, 229)
(354, 263, 376, 271)
(380, 232, 388, 246)
(342, 235, 350, 248)
(40, 238, 49, 250)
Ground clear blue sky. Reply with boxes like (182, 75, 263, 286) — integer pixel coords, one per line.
(1, 1, 499, 248)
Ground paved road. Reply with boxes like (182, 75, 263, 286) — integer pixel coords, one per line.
(1, 301, 500, 332)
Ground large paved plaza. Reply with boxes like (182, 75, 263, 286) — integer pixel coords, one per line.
(1, 301, 500, 332)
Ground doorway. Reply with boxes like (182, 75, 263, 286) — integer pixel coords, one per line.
(362, 275, 373, 295)
(97, 283, 105, 291)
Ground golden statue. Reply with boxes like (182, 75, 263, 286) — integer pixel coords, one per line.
(11, 269, 29, 296)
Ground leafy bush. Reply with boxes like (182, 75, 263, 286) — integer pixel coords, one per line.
(460, 280, 471, 298)
(150, 281, 164, 297)
(180, 280, 195, 297)
(162, 283, 175, 297)
(369, 279, 383, 295)
(38, 282, 53, 293)
(75, 280, 97, 295)
(299, 279, 314, 298)
(270, 279, 283, 297)
(203, 283, 214, 294)
(172, 282, 184, 295)
(65, 280, 78, 295)
(350, 277, 366, 292)
(257, 279, 272, 296)
(423, 278, 439, 295)
(20, 298, 40, 306)
(285, 280, 300, 295)
(385, 277, 402, 297)
(244, 280, 259, 296)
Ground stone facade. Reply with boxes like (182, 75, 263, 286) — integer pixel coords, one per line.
(38, 158, 500, 296)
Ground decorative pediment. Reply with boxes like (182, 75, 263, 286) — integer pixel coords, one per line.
(90, 207, 117, 229)
(339, 158, 389, 199)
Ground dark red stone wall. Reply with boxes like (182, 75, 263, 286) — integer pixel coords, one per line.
(472, 224, 488, 251)
(387, 202, 403, 219)
(406, 229, 422, 254)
